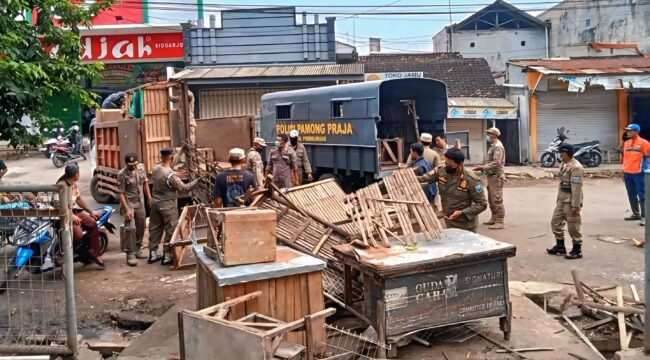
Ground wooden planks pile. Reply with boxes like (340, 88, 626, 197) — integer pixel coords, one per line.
(184, 142, 226, 205)
(348, 168, 443, 247)
(285, 180, 357, 236)
(569, 270, 645, 355)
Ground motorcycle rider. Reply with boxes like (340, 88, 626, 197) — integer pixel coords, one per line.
(69, 121, 81, 155)
(43, 164, 104, 271)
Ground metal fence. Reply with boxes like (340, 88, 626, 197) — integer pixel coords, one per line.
(0, 184, 77, 356)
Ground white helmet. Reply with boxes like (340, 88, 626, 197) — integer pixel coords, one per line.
(289, 129, 299, 138)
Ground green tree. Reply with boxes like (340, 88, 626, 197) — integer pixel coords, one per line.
(0, 0, 114, 147)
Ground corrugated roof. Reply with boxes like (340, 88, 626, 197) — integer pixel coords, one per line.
(173, 63, 365, 80)
(508, 56, 650, 75)
(448, 97, 515, 108)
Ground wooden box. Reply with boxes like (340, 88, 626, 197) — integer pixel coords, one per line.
(206, 208, 277, 266)
(194, 245, 327, 347)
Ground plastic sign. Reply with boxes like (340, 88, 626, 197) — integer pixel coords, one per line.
(81, 33, 184, 63)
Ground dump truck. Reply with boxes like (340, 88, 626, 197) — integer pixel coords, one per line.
(260, 78, 448, 189)
(89, 81, 254, 204)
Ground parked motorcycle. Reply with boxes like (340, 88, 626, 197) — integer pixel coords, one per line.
(0, 205, 115, 293)
(540, 127, 604, 168)
(51, 142, 86, 168)
(39, 127, 68, 159)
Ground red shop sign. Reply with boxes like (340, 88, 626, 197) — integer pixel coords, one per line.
(81, 32, 184, 63)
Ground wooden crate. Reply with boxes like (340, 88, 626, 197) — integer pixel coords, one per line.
(195, 246, 326, 346)
(205, 208, 276, 266)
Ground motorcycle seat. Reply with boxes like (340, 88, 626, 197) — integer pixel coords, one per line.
(572, 141, 600, 148)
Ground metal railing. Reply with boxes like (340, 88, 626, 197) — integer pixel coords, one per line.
(0, 184, 77, 356)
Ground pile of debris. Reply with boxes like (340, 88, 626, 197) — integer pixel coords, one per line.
(566, 270, 645, 357)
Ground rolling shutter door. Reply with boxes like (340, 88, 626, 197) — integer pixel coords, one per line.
(535, 89, 618, 157)
(199, 87, 305, 118)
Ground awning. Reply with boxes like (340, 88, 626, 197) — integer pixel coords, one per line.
(447, 97, 517, 120)
(558, 74, 650, 92)
(172, 63, 365, 84)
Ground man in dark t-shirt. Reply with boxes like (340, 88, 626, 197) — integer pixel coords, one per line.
(213, 148, 257, 208)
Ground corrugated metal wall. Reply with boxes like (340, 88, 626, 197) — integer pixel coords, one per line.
(536, 89, 618, 157)
(199, 88, 305, 118)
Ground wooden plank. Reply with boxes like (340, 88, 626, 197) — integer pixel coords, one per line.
(572, 270, 585, 302)
(630, 284, 641, 303)
(257, 280, 270, 316)
(581, 317, 614, 330)
(245, 282, 259, 315)
(562, 315, 606, 360)
(617, 287, 628, 350)
(269, 279, 277, 318)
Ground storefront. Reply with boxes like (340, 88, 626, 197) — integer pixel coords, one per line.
(45, 24, 185, 129)
(506, 57, 650, 162)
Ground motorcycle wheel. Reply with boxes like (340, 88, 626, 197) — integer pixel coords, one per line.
(588, 152, 603, 168)
(540, 152, 556, 168)
(52, 155, 66, 168)
(98, 232, 108, 255)
(0, 260, 19, 295)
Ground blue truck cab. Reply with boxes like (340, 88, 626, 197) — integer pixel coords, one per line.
(260, 78, 448, 189)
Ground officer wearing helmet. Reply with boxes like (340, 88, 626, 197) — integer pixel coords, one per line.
(547, 143, 586, 259)
(289, 130, 313, 185)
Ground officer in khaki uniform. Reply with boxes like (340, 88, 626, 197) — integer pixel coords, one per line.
(474, 127, 506, 229)
(404, 133, 441, 169)
(246, 137, 267, 190)
(419, 148, 488, 232)
(289, 130, 313, 184)
(265, 133, 299, 189)
(118, 153, 151, 266)
(546, 144, 585, 260)
(148, 148, 201, 265)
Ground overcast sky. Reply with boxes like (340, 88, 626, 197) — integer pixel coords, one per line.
(146, 0, 554, 53)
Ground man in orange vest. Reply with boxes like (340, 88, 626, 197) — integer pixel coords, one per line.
(622, 124, 650, 226)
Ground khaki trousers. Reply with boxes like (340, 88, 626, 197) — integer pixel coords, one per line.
(487, 175, 505, 223)
(120, 206, 146, 253)
(148, 202, 178, 252)
(551, 201, 582, 245)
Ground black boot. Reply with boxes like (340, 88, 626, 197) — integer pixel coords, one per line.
(148, 250, 162, 264)
(546, 240, 567, 255)
(161, 251, 173, 266)
(565, 244, 583, 259)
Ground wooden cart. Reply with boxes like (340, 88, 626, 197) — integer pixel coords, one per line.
(333, 228, 517, 358)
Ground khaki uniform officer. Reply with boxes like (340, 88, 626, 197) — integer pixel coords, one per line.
(246, 137, 267, 190)
(265, 133, 299, 189)
(547, 144, 585, 260)
(405, 133, 441, 169)
(289, 130, 313, 184)
(148, 147, 200, 265)
(118, 152, 151, 266)
(474, 127, 506, 229)
(419, 148, 488, 232)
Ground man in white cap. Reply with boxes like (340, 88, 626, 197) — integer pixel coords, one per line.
(213, 148, 257, 208)
(474, 127, 506, 229)
(247, 137, 266, 190)
(289, 129, 313, 185)
(405, 133, 440, 168)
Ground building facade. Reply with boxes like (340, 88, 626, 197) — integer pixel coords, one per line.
(538, 0, 650, 57)
(505, 56, 650, 163)
(361, 53, 518, 164)
(432, 0, 549, 75)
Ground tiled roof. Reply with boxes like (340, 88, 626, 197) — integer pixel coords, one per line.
(173, 63, 364, 80)
(508, 56, 650, 75)
(360, 53, 503, 98)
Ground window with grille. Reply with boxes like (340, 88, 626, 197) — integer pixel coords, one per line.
(276, 105, 291, 120)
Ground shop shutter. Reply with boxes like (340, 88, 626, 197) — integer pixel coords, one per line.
(45, 95, 81, 128)
(199, 87, 305, 119)
(535, 89, 618, 158)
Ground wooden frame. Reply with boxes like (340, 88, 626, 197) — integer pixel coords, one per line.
(378, 138, 404, 167)
(169, 205, 207, 270)
(179, 291, 335, 360)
